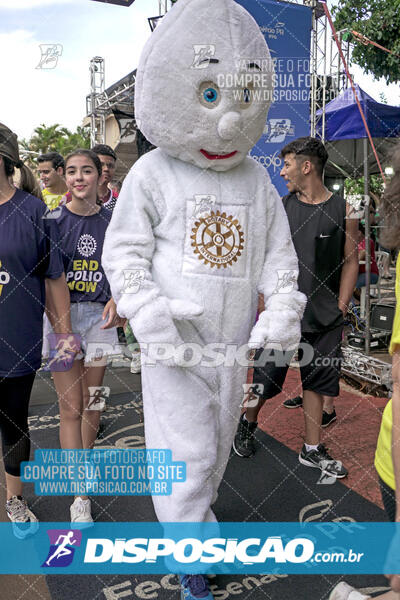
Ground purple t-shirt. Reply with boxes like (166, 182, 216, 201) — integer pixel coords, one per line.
(0, 189, 64, 377)
(56, 205, 112, 304)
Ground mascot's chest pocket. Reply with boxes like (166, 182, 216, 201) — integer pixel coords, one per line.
(182, 198, 248, 278)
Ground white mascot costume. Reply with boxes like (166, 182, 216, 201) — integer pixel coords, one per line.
(103, 0, 306, 525)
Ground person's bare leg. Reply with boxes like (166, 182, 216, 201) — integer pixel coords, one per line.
(80, 364, 106, 449)
(246, 396, 268, 423)
(52, 360, 90, 500)
(52, 360, 85, 449)
(303, 389, 323, 445)
(383, 253, 392, 278)
(5, 473, 22, 500)
(323, 395, 335, 414)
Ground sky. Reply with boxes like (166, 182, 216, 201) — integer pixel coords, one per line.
(0, 0, 154, 140)
(0, 0, 399, 141)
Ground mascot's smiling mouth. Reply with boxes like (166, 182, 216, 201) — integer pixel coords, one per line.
(200, 149, 238, 160)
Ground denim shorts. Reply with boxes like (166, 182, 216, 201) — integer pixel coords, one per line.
(42, 302, 119, 365)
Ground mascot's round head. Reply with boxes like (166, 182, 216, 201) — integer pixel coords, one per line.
(135, 0, 273, 172)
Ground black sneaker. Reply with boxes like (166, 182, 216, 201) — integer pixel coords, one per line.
(232, 413, 257, 458)
(283, 396, 303, 409)
(299, 443, 348, 478)
(322, 409, 337, 428)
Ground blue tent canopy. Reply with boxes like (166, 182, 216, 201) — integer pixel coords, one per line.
(316, 84, 400, 177)
(318, 84, 400, 141)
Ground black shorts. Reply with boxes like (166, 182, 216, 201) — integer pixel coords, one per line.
(252, 325, 343, 400)
(379, 478, 396, 522)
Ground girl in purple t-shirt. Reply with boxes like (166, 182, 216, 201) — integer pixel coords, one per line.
(44, 149, 125, 525)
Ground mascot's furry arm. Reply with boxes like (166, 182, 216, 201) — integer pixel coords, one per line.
(248, 178, 307, 350)
(102, 166, 202, 353)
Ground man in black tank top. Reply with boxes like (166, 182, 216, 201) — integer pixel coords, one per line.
(233, 137, 359, 480)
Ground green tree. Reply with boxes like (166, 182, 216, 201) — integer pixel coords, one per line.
(20, 124, 90, 167)
(344, 174, 385, 201)
(333, 0, 400, 84)
(56, 126, 91, 156)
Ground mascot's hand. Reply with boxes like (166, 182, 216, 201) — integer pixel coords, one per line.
(132, 297, 203, 368)
(248, 312, 271, 349)
(168, 299, 204, 320)
(248, 310, 301, 350)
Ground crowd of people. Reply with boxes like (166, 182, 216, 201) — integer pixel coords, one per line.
(0, 125, 129, 528)
(0, 122, 398, 600)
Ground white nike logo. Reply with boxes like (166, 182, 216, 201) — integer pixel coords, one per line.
(319, 234, 331, 238)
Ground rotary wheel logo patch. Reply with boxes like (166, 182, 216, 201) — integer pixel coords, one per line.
(77, 234, 97, 257)
(191, 210, 244, 269)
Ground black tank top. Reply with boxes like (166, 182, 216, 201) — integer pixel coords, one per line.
(282, 192, 346, 332)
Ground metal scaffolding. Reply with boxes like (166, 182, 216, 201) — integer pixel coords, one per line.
(87, 57, 106, 146)
(158, 0, 168, 13)
(86, 2, 170, 145)
(342, 346, 392, 395)
(301, 0, 351, 140)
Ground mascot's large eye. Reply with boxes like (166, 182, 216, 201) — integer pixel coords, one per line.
(199, 81, 221, 108)
(204, 88, 218, 102)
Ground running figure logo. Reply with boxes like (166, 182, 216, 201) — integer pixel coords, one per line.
(191, 44, 216, 69)
(36, 44, 63, 70)
(266, 119, 295, 143)
(87, 386, 110, 411)
(122, 268, 145, 294)
(192, 194, 216, 219)
(346, 194, 366, 220)
(42, 529, 82, 567)
(275, 269, 297, 294)
(44, 334, 81, 372)
(241, 383, 264, 408)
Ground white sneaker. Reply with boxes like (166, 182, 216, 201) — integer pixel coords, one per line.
(130, 351, 141, 374)
(6, 495, 39, 539)
(70, 497, 93, 528)
(329, 582, 370, 600)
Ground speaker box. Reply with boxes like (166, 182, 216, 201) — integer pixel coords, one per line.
(370, 304, 395, 332)
(347, 330, 391, 350)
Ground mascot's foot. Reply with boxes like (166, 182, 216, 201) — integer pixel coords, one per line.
(179, 575, 214, 599)
(232, 413, 257, 458)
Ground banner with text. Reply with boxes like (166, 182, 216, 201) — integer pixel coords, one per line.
(236, 0, 312, 197)
(1, 522, 399, 574)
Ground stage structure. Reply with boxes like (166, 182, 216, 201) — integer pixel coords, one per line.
(85, 2, 167, 150)
(304, 0, 351, 139)
(342, 347, 392, 396)
(87, 57, 106, 147)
